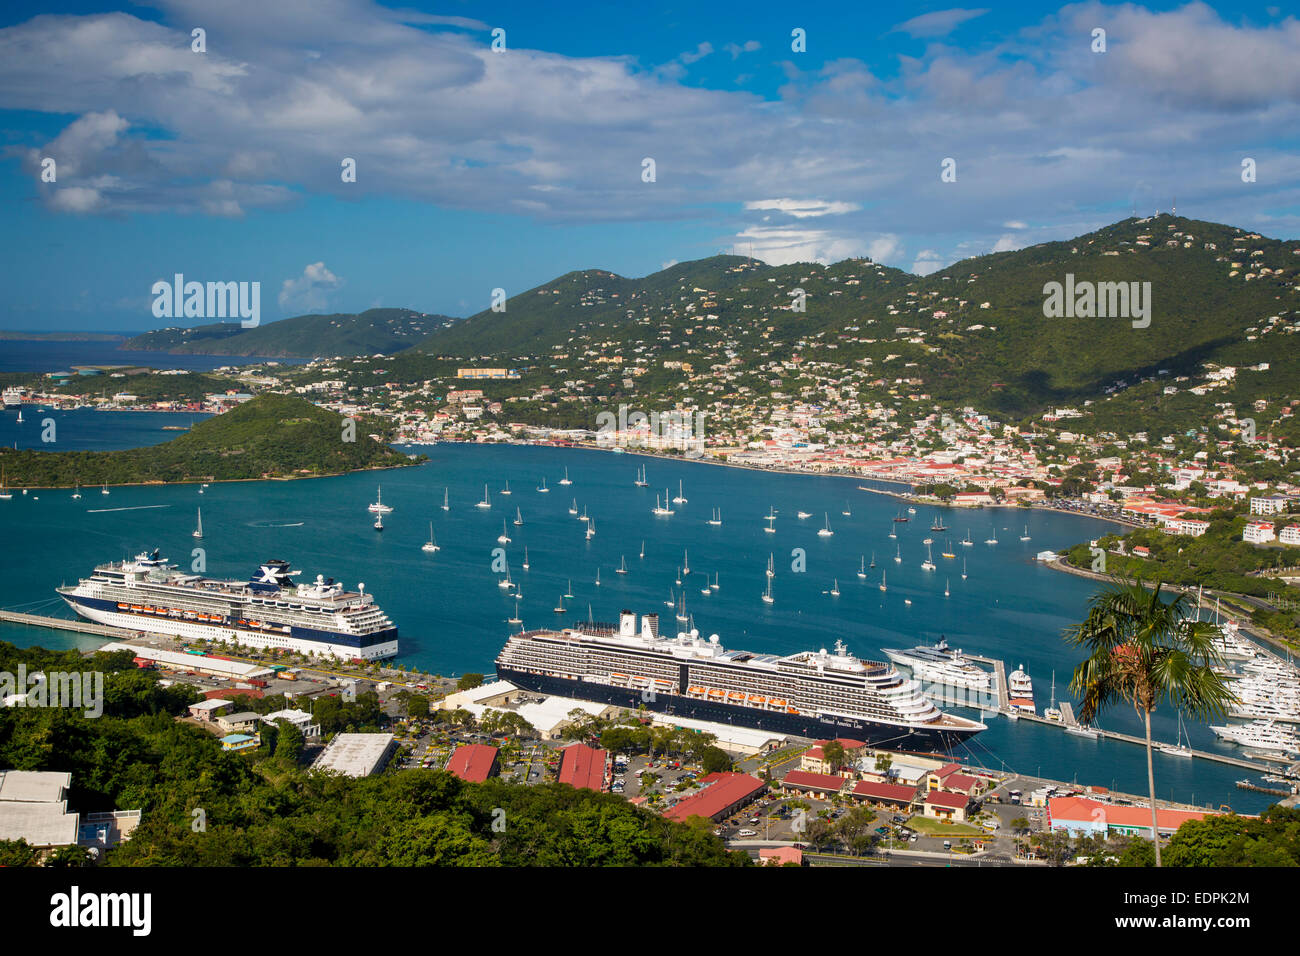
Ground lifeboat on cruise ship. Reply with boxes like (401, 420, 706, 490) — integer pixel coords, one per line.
(748, 695, 767, 706)
(116, 603, 128, 610)
(768, 698, 787, 709)
(727, 691, 745, 701)
(687, 686, 706, 697)
(786, 706, 799, 714)
(130, 605, 143, 612)
(611, 673, 629, 683)
(707, 688, 725, 698)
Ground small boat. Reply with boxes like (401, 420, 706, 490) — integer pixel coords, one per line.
(569, 498, 578, 515)
(818, 513, 833, 537)
(537, 477, 549, 493)
(507, 598, 522, 625)
(368, 486, 394, 514)
(904, 598, 912, 606)
(672, 480, 687, 504)
(922, 536, 933, 545)
(764, 507, 776, 533)
(586, 519, 596, 540)
(500, 480, 512, 496)
(634, 465, 647, 487)
(985, 528, 998, 545)
(498, 520, 512, 544)
(922, 542, 936, 572)
(522, 547, 529, 570)
(476, 484, 491, 509)
(1020, 525, 1031, 541)
(71, 482, 81, 500)
(422, 522, 440, 553)
(944, 578, 950, 597)
(708, 507, 722, 526)
(442, 488, 450, 511)
(766, 553, 775, 578)
(554, 597, 566, 613)
(797, 511, 812, 520)
(639, 541, 645, 559)
(829, 578, 840, 597)
(101, 482, 109, 495)
(879, 570, 887, 592)
(565, 580, 574, 599)
(373, 513, 384, 532)
(762, 577, 774, 604)
(857, 556, 867, 579)
(594, 567, 601, 586)
(962, 530, 973, 546)
(961, 558, 968, 580)
(894, 544, 901, 564)
(682, 549, 690, 575)
(616, 556, 628, 574)
(513, 506, 523, 526)
(907, 507, 916, 515)
(560, 467, 572, 486)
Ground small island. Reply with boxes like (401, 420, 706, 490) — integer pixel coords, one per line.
(0, 393, 421, 488)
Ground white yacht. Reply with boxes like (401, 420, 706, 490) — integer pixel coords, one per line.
(882, 638, 992, 692)
(1007, 665, 1035, 715)
(476, 484, 491, 509)
(368, 486, 393, 515)
(818, 514, 833, 537)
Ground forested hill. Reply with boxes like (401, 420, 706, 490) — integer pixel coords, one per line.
(123, 308, 458, 358)
(404, 216, 1298, 419)
(0, 394, 416, 487)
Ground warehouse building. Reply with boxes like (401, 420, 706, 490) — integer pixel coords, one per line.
(311, 733, 396, 778)
(557, 744, 609, 792)
(662, 772, 765, 824)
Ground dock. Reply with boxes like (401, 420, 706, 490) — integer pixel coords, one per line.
(0, 609, 138, 640)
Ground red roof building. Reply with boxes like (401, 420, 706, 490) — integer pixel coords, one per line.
(759, 846, 804, 866)
(1047, 795, 1216, 840)
(558, 744, 608, 792)
(445, 743, 499, 783)
(662, 772, 766, 823)
(780, 770, 847, 796)
(923, 790, 972, 822)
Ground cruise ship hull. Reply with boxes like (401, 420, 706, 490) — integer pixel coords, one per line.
(495, 666, 981, 751)
(61, 593, 398, 661)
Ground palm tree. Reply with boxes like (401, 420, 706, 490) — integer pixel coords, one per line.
(1063, 575, 1235, 866)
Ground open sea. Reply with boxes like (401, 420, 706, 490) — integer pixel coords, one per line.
(0, 412, 1283, 812)
(0, 337, 305, 373)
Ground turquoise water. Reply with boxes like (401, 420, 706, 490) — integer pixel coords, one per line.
(1, 407, 212, 452)
(0, 437, 1279, 812)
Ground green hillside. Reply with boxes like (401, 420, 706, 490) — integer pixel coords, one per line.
(0, 394, 416, 487)
(124, 308, 458, 358)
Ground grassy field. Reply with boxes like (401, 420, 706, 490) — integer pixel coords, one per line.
(906, 815, 985, 837)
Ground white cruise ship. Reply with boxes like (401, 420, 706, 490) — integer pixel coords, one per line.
(881, 638, 993, 692)
(58, 549, 398, 660)
(495, 610, 986, 750)
(2, 387, 23, 409)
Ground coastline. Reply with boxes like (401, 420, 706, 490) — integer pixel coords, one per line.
(0, 459, 420, 491)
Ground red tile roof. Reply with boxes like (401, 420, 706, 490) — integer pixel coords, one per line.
(942, 773, 980, 793)
(924, 790, 971, 811)
(1048, 796, 1211, 832)
(851, 781, 918, 804)
(445, 743, 498, 783)
(813, 737, 867, 751)
(759, 846, 803, 866)
(935, 762, 962, 778)
(662, 772, 765, 823)
(781, 770, 846, 793)
(558, 743, 607, 792)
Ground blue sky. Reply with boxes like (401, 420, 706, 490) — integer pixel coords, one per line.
(1, 0, 1298, 330)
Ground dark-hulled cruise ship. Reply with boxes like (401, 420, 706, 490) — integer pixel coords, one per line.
(58, 550, 398, 660)
(496, 610, 985, 749)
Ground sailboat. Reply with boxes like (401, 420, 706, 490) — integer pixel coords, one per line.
(368, 486, 393, 514)
(569, 498, 578, 515)
(101, 482, 109, 496)
(586, 519, 596, 540)
(766, 553, 775, 578)
(594, 567, 601, 586)
(71, 482, 81, 500)
(675, 592, 689, 623)
(554, 596, 567, 613)
(985, 527, 998, 545)
(961, 558, 968, 580)
(879, 570, 887, 592)
(708, 507, 722, 526)
(672, 480, 687, 504)
(1019, 525, 1031, 541)
(888, 523, 897, 540)
(762, 576, 774, 604)
(422, 522, 440, 553)
(373, 512, 384, 532)
(498, 520, 512, 544)
(858, 556, 867, 579)
(580, 505, 589, 522)
(1044, 672, 1062, 721)
(818, 513, 833, 537)
(701, 578, 712, 596)
(192, 508, 204, 539)
(652, 492, 673, 516)
(442, 488, 450, 511)
(498, 563, 514, 589)
(507, 598, 522, 625)
(710, 571, 719, 591)
(634, 464, 647, 487)
(666, 588, 676, 608)
(675, 568, 682, 585)
(565, 580, 574, 599)
(537, 477, 549, 493)
(894, 544, 901, 564)
(560, 467, 572, 486)
(500, 479, 512, 496)
(842, 501, 852, 517)
(513, 506, 523, 527)
(829, 578, 840, 597)
(15, 410, 22, 424)
(930, 514, 947, 532)
(944, 578, 950, 597)
(639, 541, 645, 559)
(962, 530, 973, 546)
(921, 541, 936, 572)
(682, 549, 690, 575)
(522, 547, 530, 570)
(764, 507, 776, 533)
(1158, 714, 1194, 757)
(941, 540, 955, 559)
(616, 555, 628, 574)
(869, 552, 876, 569)
(476, 484, 491, 509)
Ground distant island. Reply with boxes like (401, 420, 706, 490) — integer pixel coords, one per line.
(0, 394, 420, 488)
(122, 308, 460, 358)
(0, 331, 126, 342)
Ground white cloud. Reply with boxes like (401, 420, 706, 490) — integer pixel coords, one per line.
(743, 198, 861, 218)
(724, 40, 761, 59)
(279, 261, 343, 313)
(893, 8, 989, 39)
(680, 42, 713, 65)
(911, 250, 946, 275)
(1002, 220, 1027, 230)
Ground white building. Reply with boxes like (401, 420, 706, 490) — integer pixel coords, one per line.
(1243, 521, 1276, 544)
(1251, 496, 1290, 516)
(1163, 518, 1210, 537)
(1280, 525, 1300, 546)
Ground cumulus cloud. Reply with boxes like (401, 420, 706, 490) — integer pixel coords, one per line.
(724, 40, 761, 59)
(279, 261, 343, 313)
(744, 198, 860, 218)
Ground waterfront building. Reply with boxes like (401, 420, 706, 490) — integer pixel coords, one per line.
(662, 772, 765, 823)
(1046, 796, 1216, 841)
(922, 790, 972, 823)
